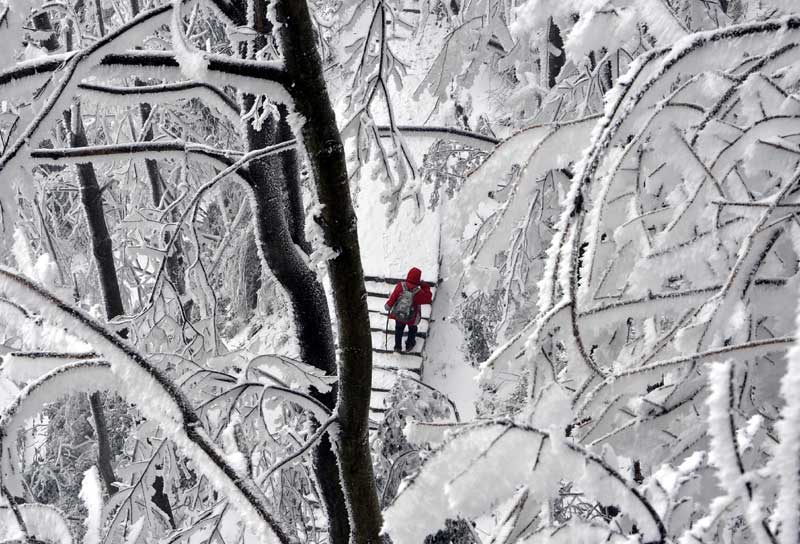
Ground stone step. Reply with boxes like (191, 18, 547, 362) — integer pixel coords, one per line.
(372, 367, 402, 390)
(369, 412, 384, 429)
(373, 351, 423, 372)
(371, 326, 427, 339)
(370, 330, 425, 354)
(370, 389, 391, 411)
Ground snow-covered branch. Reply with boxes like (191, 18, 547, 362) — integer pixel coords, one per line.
(0, 269, 290, 543)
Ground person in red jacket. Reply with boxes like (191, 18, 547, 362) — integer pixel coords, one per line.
(385, 267, 433, 352)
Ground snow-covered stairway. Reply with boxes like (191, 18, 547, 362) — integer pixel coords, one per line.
(365, 275, 436, 427)
(354, 134, 443, 427)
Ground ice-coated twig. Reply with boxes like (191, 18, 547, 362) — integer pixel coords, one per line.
(30, 140, 248, 165)
(706, 361, 778, 544)
(256, 415, 339, 486)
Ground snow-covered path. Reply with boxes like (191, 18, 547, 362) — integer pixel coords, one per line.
(346, 9, 487, 424)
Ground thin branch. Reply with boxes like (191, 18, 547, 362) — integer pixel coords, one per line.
(78, 80, 239, 116)
(31, 140, 250, 165)
(256, 416, 339, 486)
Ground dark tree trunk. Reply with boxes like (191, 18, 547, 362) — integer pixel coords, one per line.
(243, 113, 337, 380)
(129, 0, 162, 211)
(151, 474, 177, 528)
(70, 3, 182, 519)
(545, 17, 564, 88)
(138, 99, 164, 207)
(598, 48, 613, 94)
(88, 392, 118, 496)
(243, 112, 350, 543)
(68, 103, 178, 521)
(274, 2, 382, 542)
(31, 13, 60, 52)
(277, 105, 311, 254)
(240, 2, 351, 542)
(137, 97, 189, 315)
(243, 236, 262, 311)
(93, 0, 106, 37)
(129, 0, 165, 211)
(67, 107, 125, 323)
(64, 105, 122, 497)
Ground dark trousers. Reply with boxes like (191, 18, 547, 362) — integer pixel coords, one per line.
(394, 321, 418, 349)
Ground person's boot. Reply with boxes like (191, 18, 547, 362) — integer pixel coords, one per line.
(393, 344, 402, 352)
(405, 339, 416, 352)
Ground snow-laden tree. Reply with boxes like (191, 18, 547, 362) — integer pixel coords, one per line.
(6, 0, 800, 543)
(385, 4, 800, 543)
(0, 0, 382, 542)
(380, 0, 792, 130)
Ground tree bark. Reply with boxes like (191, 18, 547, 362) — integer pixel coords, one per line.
(93, 0, 106, 37)
(31, 13, 60, 52)
(242, 114, 337, 383)
(245, 111, 351, 540)
(67, 107, 126, 323)
(545, 17, 564, 89)
(128, 0, 165, 211)
(240, 2, 351, 542)
(274, 1, 382, 542)
(87, 392, 118, 496)
(277, 105, 311, 254)
(244, 111, 351, 543)
(137, 99, 164, 206)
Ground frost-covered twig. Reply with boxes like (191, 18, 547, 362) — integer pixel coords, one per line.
(773, 319, 800, 544)
(707, 361, 777, 544)
(256, 415, 339, 486)
(375, 124, 499, 150)
(78, 80, 239, 118)
(576, 336, 794, 416)
(260, 385, 332, 425)
(31, 140, 250, 165)
(1, 3, 184, 180)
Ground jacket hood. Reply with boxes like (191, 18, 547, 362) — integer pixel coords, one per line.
(406, 267, 422, 286)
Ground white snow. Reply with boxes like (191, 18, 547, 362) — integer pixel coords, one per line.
(774, 311, 800, 544)
(79, 466, 103, 544)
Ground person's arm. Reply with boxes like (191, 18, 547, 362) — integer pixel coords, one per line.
(417, 283, 433, 305)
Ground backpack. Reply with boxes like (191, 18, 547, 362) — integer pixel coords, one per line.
(392, 283, 420, 322)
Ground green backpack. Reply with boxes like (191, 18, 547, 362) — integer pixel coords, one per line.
(393, 283, 420, 322)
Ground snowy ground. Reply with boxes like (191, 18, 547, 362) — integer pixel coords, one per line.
(422, 275, 480, 421)
(0, 375, 18, 411)
(355, 140, 440, 283)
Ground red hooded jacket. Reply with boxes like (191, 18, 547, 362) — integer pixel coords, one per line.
(385, 267, 433, 325)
